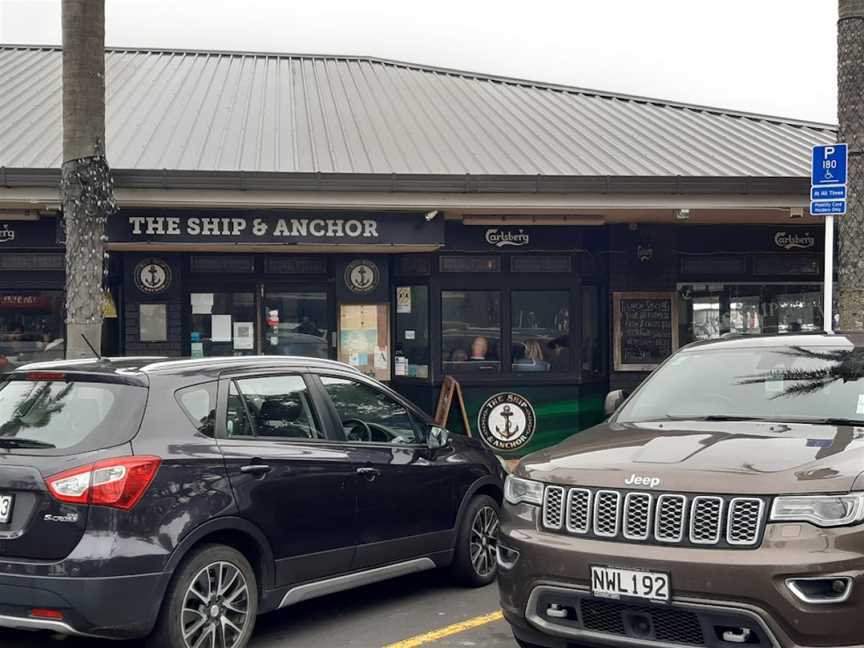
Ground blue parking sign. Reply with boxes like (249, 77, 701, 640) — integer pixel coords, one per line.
(812, 144, 848, 186)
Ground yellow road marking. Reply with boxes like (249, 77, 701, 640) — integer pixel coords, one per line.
(383, 610, 504, 648)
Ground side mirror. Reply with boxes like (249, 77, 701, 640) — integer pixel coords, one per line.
(427, 426, 450, 450)
(604, 389, 626, 417)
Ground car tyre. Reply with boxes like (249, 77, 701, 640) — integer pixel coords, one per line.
(151, 544, 258, 648)
(451, 494, 500, 587)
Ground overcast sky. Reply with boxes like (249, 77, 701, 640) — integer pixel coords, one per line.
(0, 0, 838, 124)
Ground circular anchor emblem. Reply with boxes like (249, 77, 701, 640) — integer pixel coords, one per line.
(134, 258, 172, 295)
(477, 392, 536, 452)
(344, 259, 380, 294)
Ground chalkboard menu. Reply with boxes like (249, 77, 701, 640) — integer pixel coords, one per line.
(613, 292, 679, 371)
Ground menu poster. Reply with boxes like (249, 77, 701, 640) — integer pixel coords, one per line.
(613, 291, 679, 372)
(338, 303, 390, 381)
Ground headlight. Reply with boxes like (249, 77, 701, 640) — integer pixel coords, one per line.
(770, 494, 864, 527)
(504, 475, 544, 506)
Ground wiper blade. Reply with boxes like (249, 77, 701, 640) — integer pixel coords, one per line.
(0, 437, 56, 449)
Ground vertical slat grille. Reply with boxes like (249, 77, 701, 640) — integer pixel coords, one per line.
(540, 486, 765, 548)
(566, 488, 592, 534)
(542, 486, 565, 530)
(690, 496, 724, 544)
(727, 498, 764, 545)
(593, 490, 621, 537)
(655, 494, 687, 543)
(623, 492, 652, 540)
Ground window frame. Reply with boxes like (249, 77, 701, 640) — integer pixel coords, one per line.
(310, 370, 433, 448)
(214, 371, 333, 443)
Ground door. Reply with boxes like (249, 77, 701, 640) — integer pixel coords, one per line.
(261, 289, 331, 358)
(217, 373, 357, 586)
(315, 374, 457, 570)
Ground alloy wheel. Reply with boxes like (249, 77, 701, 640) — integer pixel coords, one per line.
(181, 560, 250, 648)
(470, 505, 499, 577)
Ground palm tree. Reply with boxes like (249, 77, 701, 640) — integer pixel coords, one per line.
(61, 0, 116, 358)
(838, 1, 864, 331)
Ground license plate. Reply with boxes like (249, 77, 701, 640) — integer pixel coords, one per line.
(591, 566, 670, 603)
(0, 495, 12, 524)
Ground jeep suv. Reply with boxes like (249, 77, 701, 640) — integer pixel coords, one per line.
(0, 356, 504, 646)
(499, 334, 864, 648)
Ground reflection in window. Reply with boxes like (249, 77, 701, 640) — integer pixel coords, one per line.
(177, 383, 217, 437)
(394, 286, 429, 379)
(263, 291, 329, 358)
(231, 376, 321, 440)
(0, 292, 65, 370)
(680, 284, 823, 344)
(442, 291, 501, 373)
(321, 376, 420, 444)
(511, 291, 569, 373)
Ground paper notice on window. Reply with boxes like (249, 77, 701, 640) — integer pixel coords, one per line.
(212, 314, 232, 342)
(191, 293, 214, 315)
(395, 356, 408, 376)
(374, 348, 388, 370)
(405, 330, 416, 340)
(233, 322, 255, 350)
(191, 342, 204, 358)
(396, 287, 412, 314)
(857, 394, 864, 415)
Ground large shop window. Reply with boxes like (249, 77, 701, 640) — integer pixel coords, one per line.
(680, 283, 822, 343)
(394, 286, 429, 379)
(0, 292, 65, 369)
(442, 290, 501, 373)
(262, 291, 328, 358)
(190, 292, 256, 357)
(511, 291, 570, 372)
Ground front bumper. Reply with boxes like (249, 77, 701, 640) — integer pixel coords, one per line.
(498, 502, 864, 648)
(0, 570, 167, 639)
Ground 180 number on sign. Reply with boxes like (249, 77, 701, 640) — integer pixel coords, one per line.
(591, 566, 670, 603)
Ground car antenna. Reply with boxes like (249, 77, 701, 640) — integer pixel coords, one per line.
(81, 334, 109, 363)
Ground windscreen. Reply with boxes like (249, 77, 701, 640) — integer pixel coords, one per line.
(616, 345, 864, 424)
(0, 377, 147, 453)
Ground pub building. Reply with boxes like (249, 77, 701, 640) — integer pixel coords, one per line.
(0, 45, 833, 457)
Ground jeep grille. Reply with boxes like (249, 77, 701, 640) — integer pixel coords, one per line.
(542, 485, 767, 548)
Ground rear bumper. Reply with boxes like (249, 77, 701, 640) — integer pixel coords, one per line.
(498, 502, 864, 648)
(0, 571, 167, 639)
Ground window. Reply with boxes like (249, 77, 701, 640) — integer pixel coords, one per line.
(582, 285, 603, 377)
(439, 255, 501, 273)
(511, 255, 572, 273)
(176, 383, 217, 437)
(0, 291, 65, 369)
(262, 291, 329, 358)
(511, 291, 570, 373)
(227, 375, 322, 440)
(395, 286, 429, 379)
(321, 376, 421, 444)
(190, 292, 256, 357)
(442, 290, 501, 373)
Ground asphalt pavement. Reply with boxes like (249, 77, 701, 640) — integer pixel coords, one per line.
(0, 571, 517, 648)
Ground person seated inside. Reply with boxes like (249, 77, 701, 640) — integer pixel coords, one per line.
(470, 336, 489, 360)
(514, 339, 551, 372)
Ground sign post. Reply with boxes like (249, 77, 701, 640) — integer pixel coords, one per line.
(811, 144, 848, 333)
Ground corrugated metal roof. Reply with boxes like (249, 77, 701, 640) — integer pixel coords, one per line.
(0, 45, 836, 178)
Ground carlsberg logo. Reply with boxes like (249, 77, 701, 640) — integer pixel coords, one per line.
(774, 231, 815, 250)
(624, 474, 661, 488)
(485, 228, 529, 247)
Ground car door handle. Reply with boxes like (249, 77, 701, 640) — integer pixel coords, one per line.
(356, 467, 381, 481)
(240, 464, 272, 476)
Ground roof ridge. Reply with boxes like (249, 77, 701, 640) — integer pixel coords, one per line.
(0, 42, 837, 130)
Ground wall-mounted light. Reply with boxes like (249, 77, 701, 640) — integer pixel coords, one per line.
(675, 208, 691, 221)
(424, 210, 440, 222)
(789, 207, 804, 219)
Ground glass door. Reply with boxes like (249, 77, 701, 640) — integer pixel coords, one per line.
(190, 291, 257, 357)
(261, 290, 330, 358)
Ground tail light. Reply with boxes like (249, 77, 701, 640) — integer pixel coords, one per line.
(46, 456, 161, 510)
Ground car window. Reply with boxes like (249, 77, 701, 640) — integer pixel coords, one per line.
(230, 375, 323, 440)
(176, 383, 216, 437)
(320, 376, 422, 445)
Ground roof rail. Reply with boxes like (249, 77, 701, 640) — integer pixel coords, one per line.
(138, 355, 360, 374)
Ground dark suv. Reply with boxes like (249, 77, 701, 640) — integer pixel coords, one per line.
(0, 356, 504, 646)
(499, 333, 864, 648)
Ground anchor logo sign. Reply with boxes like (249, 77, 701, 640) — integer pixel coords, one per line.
(478, 392, 536, 452)
(134, 258, 172, 295)
(344, 259, 380, 295)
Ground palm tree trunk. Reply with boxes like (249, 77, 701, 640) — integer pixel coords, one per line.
(838, 0, 864, 331)
(61, 0, 116, 359)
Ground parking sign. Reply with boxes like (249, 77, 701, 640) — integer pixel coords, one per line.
(811, 144, 848, 186)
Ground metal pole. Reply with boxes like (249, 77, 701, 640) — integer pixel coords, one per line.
(824, 213, 835, 333)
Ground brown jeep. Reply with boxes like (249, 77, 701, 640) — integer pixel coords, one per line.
(498, 333, 864, 648)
